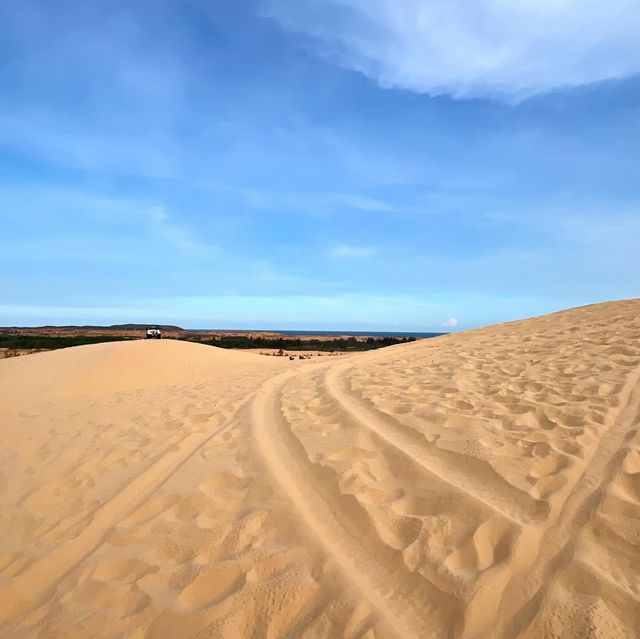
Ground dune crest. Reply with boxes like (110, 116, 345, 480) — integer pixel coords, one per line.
(1, 300, 640, 638)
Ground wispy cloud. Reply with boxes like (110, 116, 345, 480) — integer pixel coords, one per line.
(265, 0, 640, 100)
(328, 244, 377, 258)
(142, 206, 211, 254)
(228, 186, 424, 215)
(442, 317, 459, 328)
(0, 186, 216, 258)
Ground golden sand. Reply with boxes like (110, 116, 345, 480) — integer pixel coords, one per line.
(1, 300, 639, 638)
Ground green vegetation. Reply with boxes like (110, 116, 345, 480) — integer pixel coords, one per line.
(0, 334, 133, 350)
(197, 335, 419, 351)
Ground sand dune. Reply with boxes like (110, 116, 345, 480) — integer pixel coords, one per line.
(1, 300, 640, 638)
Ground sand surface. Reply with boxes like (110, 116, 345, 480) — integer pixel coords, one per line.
(1, 300, 640, 638)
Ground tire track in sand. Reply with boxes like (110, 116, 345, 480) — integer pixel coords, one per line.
(324, 363, 545, 526)
(252, 368, 458, 639)
(0, 401, 245, 625)
(473, 363, 640, 639)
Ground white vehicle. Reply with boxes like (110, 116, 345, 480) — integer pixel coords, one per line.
(146, 326, 162, 339)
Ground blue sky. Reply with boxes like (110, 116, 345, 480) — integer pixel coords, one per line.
(1, 0, 639, 330)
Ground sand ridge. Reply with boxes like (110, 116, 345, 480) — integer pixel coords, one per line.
(1, 300, 640, 638)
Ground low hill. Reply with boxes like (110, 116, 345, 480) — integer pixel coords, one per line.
(0, 338, 283, 401)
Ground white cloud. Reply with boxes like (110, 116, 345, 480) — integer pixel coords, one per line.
(264, 0, 640, 100)
(1, 185, 215, 257)
(142, 206, 208, 253)
(442, 317, 459, 328)
(328, 244, 377, 258)
(228, 186, 423, 215)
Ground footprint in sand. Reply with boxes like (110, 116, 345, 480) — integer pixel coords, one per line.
(92, 557, 157, 584)
(177, 563, 245, 610)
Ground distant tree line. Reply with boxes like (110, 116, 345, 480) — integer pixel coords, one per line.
(0, 334, 133, 350)
(197, 335, 418, 351)
(0, 333, 424, 353)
